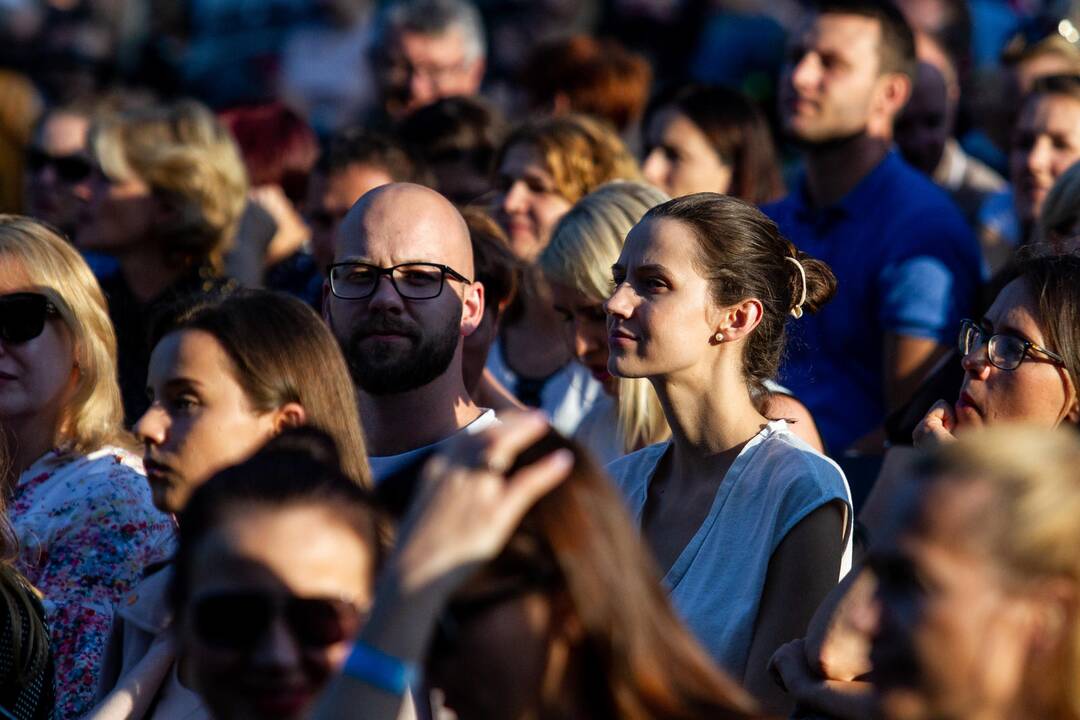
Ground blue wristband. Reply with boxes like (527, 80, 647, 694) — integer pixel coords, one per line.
(342, 641, 417, 696)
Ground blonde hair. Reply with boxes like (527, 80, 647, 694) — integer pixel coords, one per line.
(0, 216, 129, 454)
(495, 114, 641, 205)
(90, 100, 248, 270)
(920, 425, 1080, 719)
(541, 181, 670, 452)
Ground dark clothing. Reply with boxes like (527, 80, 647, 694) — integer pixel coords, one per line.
(0, 575, 55, 720)
(101, 266, 236, 425)
(763, 152, 982, 454)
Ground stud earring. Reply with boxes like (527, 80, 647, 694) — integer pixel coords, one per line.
(714, 332, 724, 343)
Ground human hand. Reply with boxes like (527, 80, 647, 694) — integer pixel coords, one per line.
(769, 639, 876, 720)
(390, 411, 573, 599)
(912, 399, 958, 448)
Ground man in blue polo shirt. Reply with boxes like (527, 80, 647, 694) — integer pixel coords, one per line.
(764, 0, 982, 455)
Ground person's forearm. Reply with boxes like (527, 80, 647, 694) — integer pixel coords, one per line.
(313, 557, 461, 720)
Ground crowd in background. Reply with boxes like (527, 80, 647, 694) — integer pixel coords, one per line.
(3, 0, 1080, 718)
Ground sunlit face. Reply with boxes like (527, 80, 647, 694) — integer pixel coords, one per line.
(896, 62, 952, 175)
(642, 108, 733, 198)
(379, 28, 484, 119)
(871, 478, 1037, 720)
(1009, 93, 1080, 225)
(605, 217, 717, 380)
(182, 505, 374, 720)
(954, 278, 1077, 431)
(550, 281, 614, 394)
(779, 13, 886, 143)
(75, 167, 157, 255)
(135, 330, 278, 513)
(493, 143, 574, 262)
(0, 258, 77, 433)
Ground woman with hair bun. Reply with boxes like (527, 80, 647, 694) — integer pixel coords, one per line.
(604, 193, 852, 713)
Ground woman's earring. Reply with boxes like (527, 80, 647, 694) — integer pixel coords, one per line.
(714, 332, 724, 343)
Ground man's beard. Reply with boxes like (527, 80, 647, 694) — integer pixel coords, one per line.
(344, 310, 460, 395)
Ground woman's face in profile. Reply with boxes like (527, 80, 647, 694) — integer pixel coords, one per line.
(493, 142, 573, 262)
(642, 107, 733, 199)
(181, 505, 374, 720)
(954, 278, 1078, 431)
(135, 329, 280, 513)
(605, 217, 716, 381)
(870, 478, 1042, 720)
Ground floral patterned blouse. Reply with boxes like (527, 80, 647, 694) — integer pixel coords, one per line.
(12, 446, 176, 719)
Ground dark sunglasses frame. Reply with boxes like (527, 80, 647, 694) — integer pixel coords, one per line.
(958, 318, 1065, 371)
(25, 148, 95, 183)
(328, 261, 472, 301)
(191, 590, 365, 651)
(0, 293, 59, 343)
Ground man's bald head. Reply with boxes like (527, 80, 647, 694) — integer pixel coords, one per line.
(336, 182, 474, 277)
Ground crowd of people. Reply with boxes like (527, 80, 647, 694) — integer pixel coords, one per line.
(3, 0, 1080, 718)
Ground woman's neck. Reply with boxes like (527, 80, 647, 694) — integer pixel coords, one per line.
(3, 411, 61, 486)
(651, 363, 767, 474)
(119, 248, 187, 304)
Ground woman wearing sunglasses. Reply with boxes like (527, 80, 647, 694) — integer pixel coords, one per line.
(316, 411, 762, 720)
(90, 289, 369, 719)
(0, 217, 175, 719)
(173, 428, 382, 720)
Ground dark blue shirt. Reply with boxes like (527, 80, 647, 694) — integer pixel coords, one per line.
(763, 152, 982, 454)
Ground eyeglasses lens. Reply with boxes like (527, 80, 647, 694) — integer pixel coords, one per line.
(332, 264, 445, 300)
(27, 149, 93, 183)
(0, 294, 49, 343)
(989, 336, 1025, 371)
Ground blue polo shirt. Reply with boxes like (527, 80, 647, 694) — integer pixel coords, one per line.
(763, 152, 981, 454)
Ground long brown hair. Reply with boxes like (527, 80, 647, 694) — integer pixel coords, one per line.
(151, 290, 371, 488)
(437, 431, 760, 719)
(644, 193, 837, 400)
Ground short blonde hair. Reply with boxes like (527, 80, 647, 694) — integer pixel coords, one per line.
(920, 425, 1080, 719)
(90, 100, 248, 270)
(541, 181, 670, 452)
(495, 114, 641, 205)
(0, 216, 128, 453)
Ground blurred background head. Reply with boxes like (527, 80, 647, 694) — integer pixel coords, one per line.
(370, 0, 487, 120)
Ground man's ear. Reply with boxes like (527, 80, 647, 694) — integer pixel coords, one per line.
(461, 280, 486, 337)
(876, 72, 913, 125)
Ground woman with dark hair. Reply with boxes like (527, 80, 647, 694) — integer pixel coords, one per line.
(90, 290, 369, 719)
(642, 85, 784, 205)
(604, 193, 851, 712)
(315, 411, 763, 720)
(172, 428, 382, 720)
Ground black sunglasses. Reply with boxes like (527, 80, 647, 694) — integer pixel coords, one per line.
(191, 591, 365, 651)
(25, 148, 95, 183)
(0, 293, 58, 344)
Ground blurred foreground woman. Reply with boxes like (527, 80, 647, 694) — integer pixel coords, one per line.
(315, 412, 762, 720)
(870, 426, 1080, 720)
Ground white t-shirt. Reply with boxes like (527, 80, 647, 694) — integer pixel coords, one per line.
(369, 409, 499, 485)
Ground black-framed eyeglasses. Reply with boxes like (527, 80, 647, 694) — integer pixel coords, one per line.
(0, 292, 59, 344)
(958, 318, 1066, 371)
(191, 590, 366, 651)
(328, 262, 472, 300)
(25, 148, 95, 183)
